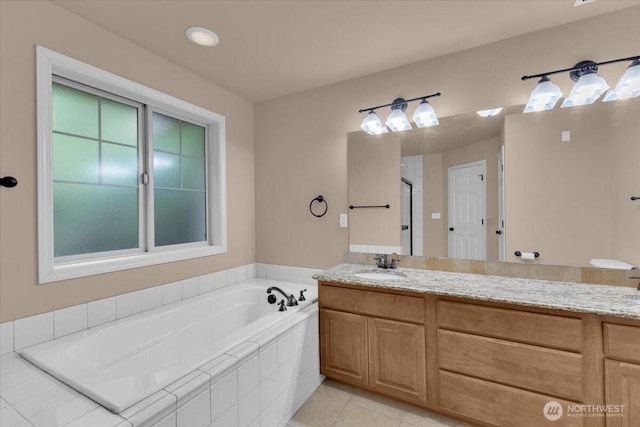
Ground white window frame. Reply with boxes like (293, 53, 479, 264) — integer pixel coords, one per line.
(37, 46, 227, 284)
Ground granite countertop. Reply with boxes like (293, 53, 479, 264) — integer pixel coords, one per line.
(313, 263, 640, 320)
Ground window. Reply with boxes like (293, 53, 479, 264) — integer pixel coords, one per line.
(37, 47, 226, 283)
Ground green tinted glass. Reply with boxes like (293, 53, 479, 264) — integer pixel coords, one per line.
(153, 151, 180, 188)
(52, 83, 99, 138)
(54, 183, 139, 257)
(182, 157, 205, 190)
(154, 189, 206, 246)
(101, 98, 138, 146)
(181, 121, 205, 158)
(53, 133, 99, 183)
(153, 113, 180, 153)
(102, 143, 138, 186)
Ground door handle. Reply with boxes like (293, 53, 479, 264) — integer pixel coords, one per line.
(449, 227, 454, 231)
(496, 230, 502, 235)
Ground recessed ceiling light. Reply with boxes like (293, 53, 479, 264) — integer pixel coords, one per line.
(185, 27, 219, 47)
(476, 108, 503, 118)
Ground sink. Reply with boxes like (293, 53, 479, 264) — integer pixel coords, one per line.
(354, 272, 405, 281)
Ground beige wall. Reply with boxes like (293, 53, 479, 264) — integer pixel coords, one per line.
(347, 132, 401, 247)
(504, 100, 640, 267)
(0, 1, 255, 321)
(422, 154, 445, 257)
(254, 7, 640, 269)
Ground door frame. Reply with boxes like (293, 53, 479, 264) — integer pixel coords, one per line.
(401, 178, 413, 256)
(498, 145, 506, 261)
(447, 160, 486, 260)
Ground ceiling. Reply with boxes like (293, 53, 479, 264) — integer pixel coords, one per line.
(55, 0, 640, 102)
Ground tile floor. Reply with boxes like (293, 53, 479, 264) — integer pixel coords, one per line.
(287, 379, 470, 427)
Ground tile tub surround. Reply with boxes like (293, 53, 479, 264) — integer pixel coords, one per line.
(344, 252, 640, 287)
(0, 263, 320, 355)
(314, 263, 640, 320)
(0, 301, 322, 427)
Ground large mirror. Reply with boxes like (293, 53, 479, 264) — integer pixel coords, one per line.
(347, 98, 640, 268)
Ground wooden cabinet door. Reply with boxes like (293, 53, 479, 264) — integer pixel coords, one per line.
(605, 360, 640, 427)
(368, 317, 426, 404)
(320, 309, 368, 387)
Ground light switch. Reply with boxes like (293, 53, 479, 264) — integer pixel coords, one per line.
(562, 130, 571, 142)
(339, 214, 348, 228)
(432, 213, 441, 219)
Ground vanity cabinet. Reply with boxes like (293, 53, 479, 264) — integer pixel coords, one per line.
(319, 283, 427, 404)
(603, 323, 640, 427)
(318, 280, 640, 427)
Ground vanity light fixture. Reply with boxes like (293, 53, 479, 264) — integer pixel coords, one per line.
(521, 55, 639, 112)
(185, 27, 220, 47)
(476, 107, 503, 118)
(358, 93, 441, 134)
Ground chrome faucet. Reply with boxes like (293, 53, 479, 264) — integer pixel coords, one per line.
(267, 286, 298, 306)
(373, 254, 400, 269)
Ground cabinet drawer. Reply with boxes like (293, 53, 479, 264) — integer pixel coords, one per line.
(438, 301, 583, 352)
(440, 371, 584, 427)
(438, 329, 584, 401)
(319, 284, 424, 323)
(604, 323, 640, 364)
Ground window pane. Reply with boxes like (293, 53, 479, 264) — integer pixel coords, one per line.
(181, 121, 205, 158)
(153, 113, 180, 153)
(102, 143, 138, 186)
(154, 151, 180, 188)
(54, 183, 138, 257)
(53, 133, 99, 183)
(101, 98, 137, 146)
(154, 189, 206, 246)
(52, 83, 99, 139)
(182, 157, 205, 190)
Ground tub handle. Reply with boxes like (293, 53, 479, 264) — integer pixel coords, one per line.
(299, 289, 307, 301)
(278, 300, 287, 311)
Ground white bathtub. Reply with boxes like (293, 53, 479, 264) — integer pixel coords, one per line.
(20, 279, 317, 414)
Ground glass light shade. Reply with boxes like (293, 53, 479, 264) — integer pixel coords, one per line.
(476, 107, 503, 118)
(561, 73, 609, 108)
(603, 62, 640, 102)
(412, 101, 439, 127)
(360, 111, 388, 135)
(385, 109, 411, 132)
(523, 78, 563, 113)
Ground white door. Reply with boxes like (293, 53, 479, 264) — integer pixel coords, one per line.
(448, 161, 486, 260)
(498, 146, 506, 261)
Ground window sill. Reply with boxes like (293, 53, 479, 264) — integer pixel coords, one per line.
(39, 245, 226, 284)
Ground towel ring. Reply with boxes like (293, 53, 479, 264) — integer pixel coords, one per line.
(309, 195, 328, 218)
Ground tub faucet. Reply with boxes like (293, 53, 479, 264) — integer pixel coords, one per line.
(267, 286, 298, 306)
